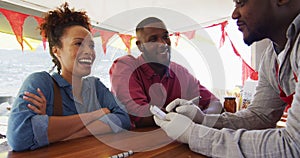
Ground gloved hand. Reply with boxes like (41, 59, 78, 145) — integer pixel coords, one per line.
(153, 112, 194, 144)
(166, 98, 205, 123)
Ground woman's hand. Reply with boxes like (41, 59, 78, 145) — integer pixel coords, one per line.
(79, 108, 111, 125)
(23, 88, 47, 115)
(95, 108, 110, 117)
(89, 108, 111, 120)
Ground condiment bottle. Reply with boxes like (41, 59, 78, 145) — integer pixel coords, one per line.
(224, 96, 237, 113)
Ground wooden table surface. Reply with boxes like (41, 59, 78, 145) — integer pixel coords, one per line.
(0, 127, 207, 158)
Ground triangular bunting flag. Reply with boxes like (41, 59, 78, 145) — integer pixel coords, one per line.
(99, 29, 116, 54)
(182, 30, 196, 40)
(119, 34, 132, 54)
(0, 8, 29, 50)
(33, 16, 47, 50)
(219, 21, 228, 48)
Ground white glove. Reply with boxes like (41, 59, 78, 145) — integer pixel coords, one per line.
(166, 98, 205, 123)
(153, 112, 194, 144)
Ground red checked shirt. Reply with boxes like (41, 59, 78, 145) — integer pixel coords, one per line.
(109, 55, 219, 128)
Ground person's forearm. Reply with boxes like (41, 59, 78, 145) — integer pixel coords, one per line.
(189, 123, 299, 157)
(48, 109, 108, 143)
(63, 120, 112, 140)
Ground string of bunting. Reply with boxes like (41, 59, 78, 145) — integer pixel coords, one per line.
(0, 7, 257, 84)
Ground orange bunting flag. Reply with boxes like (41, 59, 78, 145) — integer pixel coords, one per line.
(205, 20, 228, 48)
(227, 32, 257, 85)
(119, 34, 132, 54)
(98, 29, 116, 54)
(0, 8, 29, 50)
(182, 30, 196, 40)
(174, 32, 180, 46)
(34, 16, 47, 50)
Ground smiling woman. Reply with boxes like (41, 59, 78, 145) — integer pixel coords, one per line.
(0, 25, 123, 153)
(6, 3, 130, 151)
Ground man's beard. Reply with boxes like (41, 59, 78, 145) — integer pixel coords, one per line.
(143, 48, 171, 67)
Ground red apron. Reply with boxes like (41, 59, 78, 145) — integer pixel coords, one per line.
(276, 64, 298, 111)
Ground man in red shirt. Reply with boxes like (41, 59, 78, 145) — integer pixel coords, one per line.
(109, 17, 222, 128)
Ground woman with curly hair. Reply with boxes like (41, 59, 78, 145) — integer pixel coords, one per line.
(7, 3, 130, 151)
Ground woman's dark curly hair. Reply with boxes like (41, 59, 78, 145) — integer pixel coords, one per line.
(39, 2, 91, 74)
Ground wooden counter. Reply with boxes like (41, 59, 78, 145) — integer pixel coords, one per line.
(1, 127, 207, 158)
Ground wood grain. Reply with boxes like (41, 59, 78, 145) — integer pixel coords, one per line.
(3, 127, 207, 158)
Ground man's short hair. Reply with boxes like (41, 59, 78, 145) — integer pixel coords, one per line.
(136, 17, 164, 33)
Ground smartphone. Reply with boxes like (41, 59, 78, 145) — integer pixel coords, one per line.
(150, 105, 167, 120)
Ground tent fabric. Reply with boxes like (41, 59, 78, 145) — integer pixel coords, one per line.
(2, 0, 234, 33)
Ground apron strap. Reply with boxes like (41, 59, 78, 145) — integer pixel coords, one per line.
(52, 77, 63, 116)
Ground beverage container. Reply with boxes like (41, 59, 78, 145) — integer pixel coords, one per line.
(224, 96, 237, 113)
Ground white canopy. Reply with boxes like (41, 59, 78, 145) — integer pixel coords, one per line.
(2, 0, 235, 33)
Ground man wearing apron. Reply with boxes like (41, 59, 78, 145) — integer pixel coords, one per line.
(154, 0, 300, 157)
